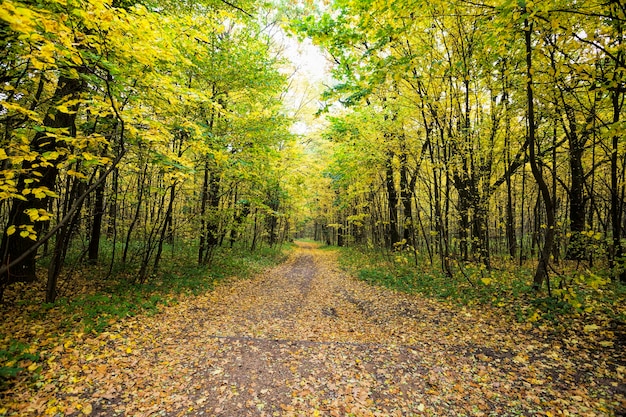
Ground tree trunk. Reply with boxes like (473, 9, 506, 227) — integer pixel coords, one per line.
(399, 142, 414, 248)
(200, 169, 221, 264)
(385, 152, 400, 249)
(46, 178, 86, 302)
(0, 75, 81, 288)
(198, 159, 210, 264)
(525, 16, 555, 292)
(563, 105, 587, 260)
(153, 182, 176, 273)
(456, 177, 471, 261)
(609, 15, 626, 281)
(122, 161, 148, 264)
(88, 169, 106, 263)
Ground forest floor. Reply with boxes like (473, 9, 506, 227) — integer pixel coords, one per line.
(2, 241, 625, 416)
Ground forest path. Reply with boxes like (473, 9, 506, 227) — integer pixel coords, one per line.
(8, 242, 623, 416)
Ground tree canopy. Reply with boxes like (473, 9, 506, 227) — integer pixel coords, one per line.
(1, 0, 625, 329)
(0, 0, 303, 300)
(290, 0, 626, 294)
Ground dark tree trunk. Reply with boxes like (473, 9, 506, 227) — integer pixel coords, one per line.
(251, 209, 259, 251)
(198, 159, 210, 264)
(609, 15, 626, 281)
(199, 168, 221, 264)
(399, 143, 414, 248)
(474, 193, 490, 268)
(122, 162, 148, 263)
(563, 105, 588, 260)
(46, 179, 86, 302)
(611, 85, 626, 281)
(153, 183, 176, 273)
(88, 169, 106, 263)
(230, 199, 250, 248)
(456, 177, 471, 261)
(337, 223, 344, 247)
(525, 17, 555, 292)
(505, 148, 517, 259)
(385, 152, 400, 249)
(0, 75, 81, 288)
(266, 192, 280, 247)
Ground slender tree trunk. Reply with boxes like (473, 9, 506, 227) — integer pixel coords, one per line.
(201, 170, 221, 264)
(251, 208, 259, 251)
(525, 16, 555, 292)
(385, 152, 400, 249)
(519, 163, 527, 266)
(610, 22, 626, 280)
(505, 129, 517, 259)
(198, 158, 210, 264)
(399, 140, 414, 248)
(122, 162, 148, 263)
(88, 169, 106, 263)
(45, 177, 86, 302)
(456, 179, 471, 261)
(563, 105, 587, 260)
(153, 182, 176, 273)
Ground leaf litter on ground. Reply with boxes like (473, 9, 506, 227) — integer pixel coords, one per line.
(1, 241, 624, 416)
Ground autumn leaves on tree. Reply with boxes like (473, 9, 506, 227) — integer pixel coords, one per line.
(0, 0, 300, 301)
(1, 0, 626, 304)
(293, 0, 626, 291)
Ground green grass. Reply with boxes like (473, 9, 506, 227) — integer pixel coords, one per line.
(0, 339, 38, 381)
(55, 242, 293, 333)
(0, 241, 293, 385)
(336, 245, 626, 326)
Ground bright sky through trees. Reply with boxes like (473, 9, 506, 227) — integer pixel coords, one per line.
(282, 35, 331, 134)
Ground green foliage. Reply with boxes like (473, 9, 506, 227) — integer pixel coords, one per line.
(0, 339, 39, 387)
(338, 246, 626, 326)
(0, 243, 292, 385)
(56, 243, 292, 333)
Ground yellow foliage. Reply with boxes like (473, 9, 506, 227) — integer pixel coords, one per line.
(0, 1, 38, 34)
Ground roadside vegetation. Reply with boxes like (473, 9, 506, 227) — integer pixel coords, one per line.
(0, 242, 292, 389)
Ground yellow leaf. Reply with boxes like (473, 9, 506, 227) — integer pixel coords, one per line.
(6, 225, 16, 236)
(513, 354, 528, 364)
(528, 311, 540, 322)
(39, 43, 56, 63)
(480, 277, 492, 286)
(584, 324, 600, 332)
(82, 403, 93, 415)
(417, 403, 425, 412)
(71, 53, 83, 65)
(599, 341, 614, 347)
(27, 362, 39, 372)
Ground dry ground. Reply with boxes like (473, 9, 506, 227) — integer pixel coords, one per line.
(2, 241, 624, 416)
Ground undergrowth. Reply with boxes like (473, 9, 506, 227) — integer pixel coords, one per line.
(337, 245, 626, 330)
(0, 242, 292, 388)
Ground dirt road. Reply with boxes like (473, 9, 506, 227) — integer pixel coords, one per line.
(8, 242, 623, 416)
